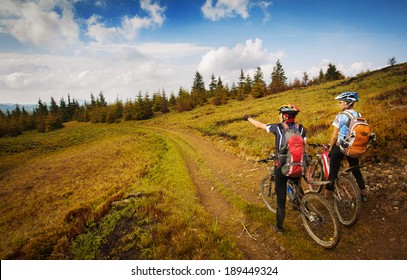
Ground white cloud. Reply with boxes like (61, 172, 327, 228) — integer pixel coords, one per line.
(95, 0, 106, 8)
(86, 15, 121, 44)
(338, 62, 374, 77)
(198, 38, 284, 83)
(201, 0, 272, 22)
(0, 42, 209, 104)
(202, 0, 250, 20)
(0, 0, 166, 49)
(289, 60, 375, 82)
(0, 0, 80, 51)
(255, 1, 272, 22)
(86, 0, 166, 44)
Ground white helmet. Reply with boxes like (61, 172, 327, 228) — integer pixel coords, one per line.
(334, 91, 359, 103)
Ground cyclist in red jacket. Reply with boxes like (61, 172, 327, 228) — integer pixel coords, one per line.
(245, 104, 306, 233)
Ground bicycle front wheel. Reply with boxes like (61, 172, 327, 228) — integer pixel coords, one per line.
(260, 174, 277, 213)
(300, 193, 341, 249)
(334, 175, 361, 227)
(307, 160, 325, 193)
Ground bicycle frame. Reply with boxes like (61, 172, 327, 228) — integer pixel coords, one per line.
(258, 155, 341, 248)
(321, 148, 330, 178)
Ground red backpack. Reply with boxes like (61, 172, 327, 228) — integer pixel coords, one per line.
(280, 123, 305, 177)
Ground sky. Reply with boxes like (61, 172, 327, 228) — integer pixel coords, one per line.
(0, 0, 406, 105)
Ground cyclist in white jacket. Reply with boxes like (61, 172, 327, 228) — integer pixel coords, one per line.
(326, 92, 368, 202)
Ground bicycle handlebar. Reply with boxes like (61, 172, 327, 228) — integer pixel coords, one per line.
(308, 143, 330, 149)
(257, 154, 277, 163)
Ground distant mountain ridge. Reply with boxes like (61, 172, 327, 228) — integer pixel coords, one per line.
(0, 103, 37, 113)
(1, 99, 86, 113)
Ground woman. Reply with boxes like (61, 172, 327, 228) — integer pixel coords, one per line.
(326, 91, 368, 202)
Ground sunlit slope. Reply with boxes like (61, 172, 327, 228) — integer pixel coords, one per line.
(146, 63, 407, 163)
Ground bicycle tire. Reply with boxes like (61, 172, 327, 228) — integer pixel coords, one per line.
(260, 174, 277, 213)
(334, 175, 362, 227)
(307, 159, 325, 192)
(300, 193, 341, 249)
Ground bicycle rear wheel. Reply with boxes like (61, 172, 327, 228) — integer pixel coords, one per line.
(307, 160, 325, 193)
(334, 175, 361, 227)
(260, 174, 277, 213)
(300, 193, 341, 249)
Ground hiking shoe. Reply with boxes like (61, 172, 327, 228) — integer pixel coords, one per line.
(361, 194, 368, 202)
(270, 224, 284, 234)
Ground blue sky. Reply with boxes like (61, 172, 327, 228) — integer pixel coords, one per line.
(0, 0, 406, 104)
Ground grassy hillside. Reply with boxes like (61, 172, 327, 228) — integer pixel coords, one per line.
(148, 62, 407, 163)
(0, 62, 405, 260)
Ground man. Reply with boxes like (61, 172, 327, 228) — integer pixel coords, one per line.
(245, 104, 306, 233)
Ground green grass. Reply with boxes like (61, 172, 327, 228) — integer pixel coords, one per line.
(0, 122, 242, 259)
(1, 62, 406, 260)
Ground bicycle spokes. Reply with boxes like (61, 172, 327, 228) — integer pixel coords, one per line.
(300, 193, 341, 248)
(334, 176, 361, 227)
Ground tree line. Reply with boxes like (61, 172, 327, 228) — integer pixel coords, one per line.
(0, 60, 344, 137)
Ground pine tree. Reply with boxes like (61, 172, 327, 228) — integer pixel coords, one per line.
(35, 99, 48, 132)
(318, 69, 325, 83)
(269, 59, 287, 93)
(45, 113, 63, 132)
(325, 63, 343, 81)
(236, 70, 246, 101)
(134, 93, 145, 120)
(97, 91, 108, 107)
(90, 93, 97, 107)
(59, 98, 70, 122)
(251, 67, 266, 98)
(160, 92, 170, 113)
(244, 73, 252, 95)
(208, 73, 217, 98)
(176, 88, 194, 112)
(229, 82, 238, 99)
(0, 110, 7, 137)
(302, 71, 309, 87)
(143, 94, 153, 119)
(169, 93, 177, 109)
(49, 97, 59, 115)
(211, 77, 227, 106)
(123, 99, 134, 121)
(152, 91, 163, 112)
(191, 71, 207, 105)
(238, 69, 245, 89)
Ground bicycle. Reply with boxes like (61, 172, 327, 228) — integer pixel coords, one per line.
(306, 143, 361, 227)
(259, 155, 341, 249)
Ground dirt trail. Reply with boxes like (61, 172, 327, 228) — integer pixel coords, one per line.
(152, 127, 289, 259)
(152, 127, 407, 260)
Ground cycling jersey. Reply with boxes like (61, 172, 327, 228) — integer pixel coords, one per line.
(332, 109, 360, 140)
(265, 122, 307, 154)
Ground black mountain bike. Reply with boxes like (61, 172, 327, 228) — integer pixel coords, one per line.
(259, 155, 341, 249)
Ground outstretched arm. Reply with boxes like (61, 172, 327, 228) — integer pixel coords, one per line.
(247, 116, 268, 131)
